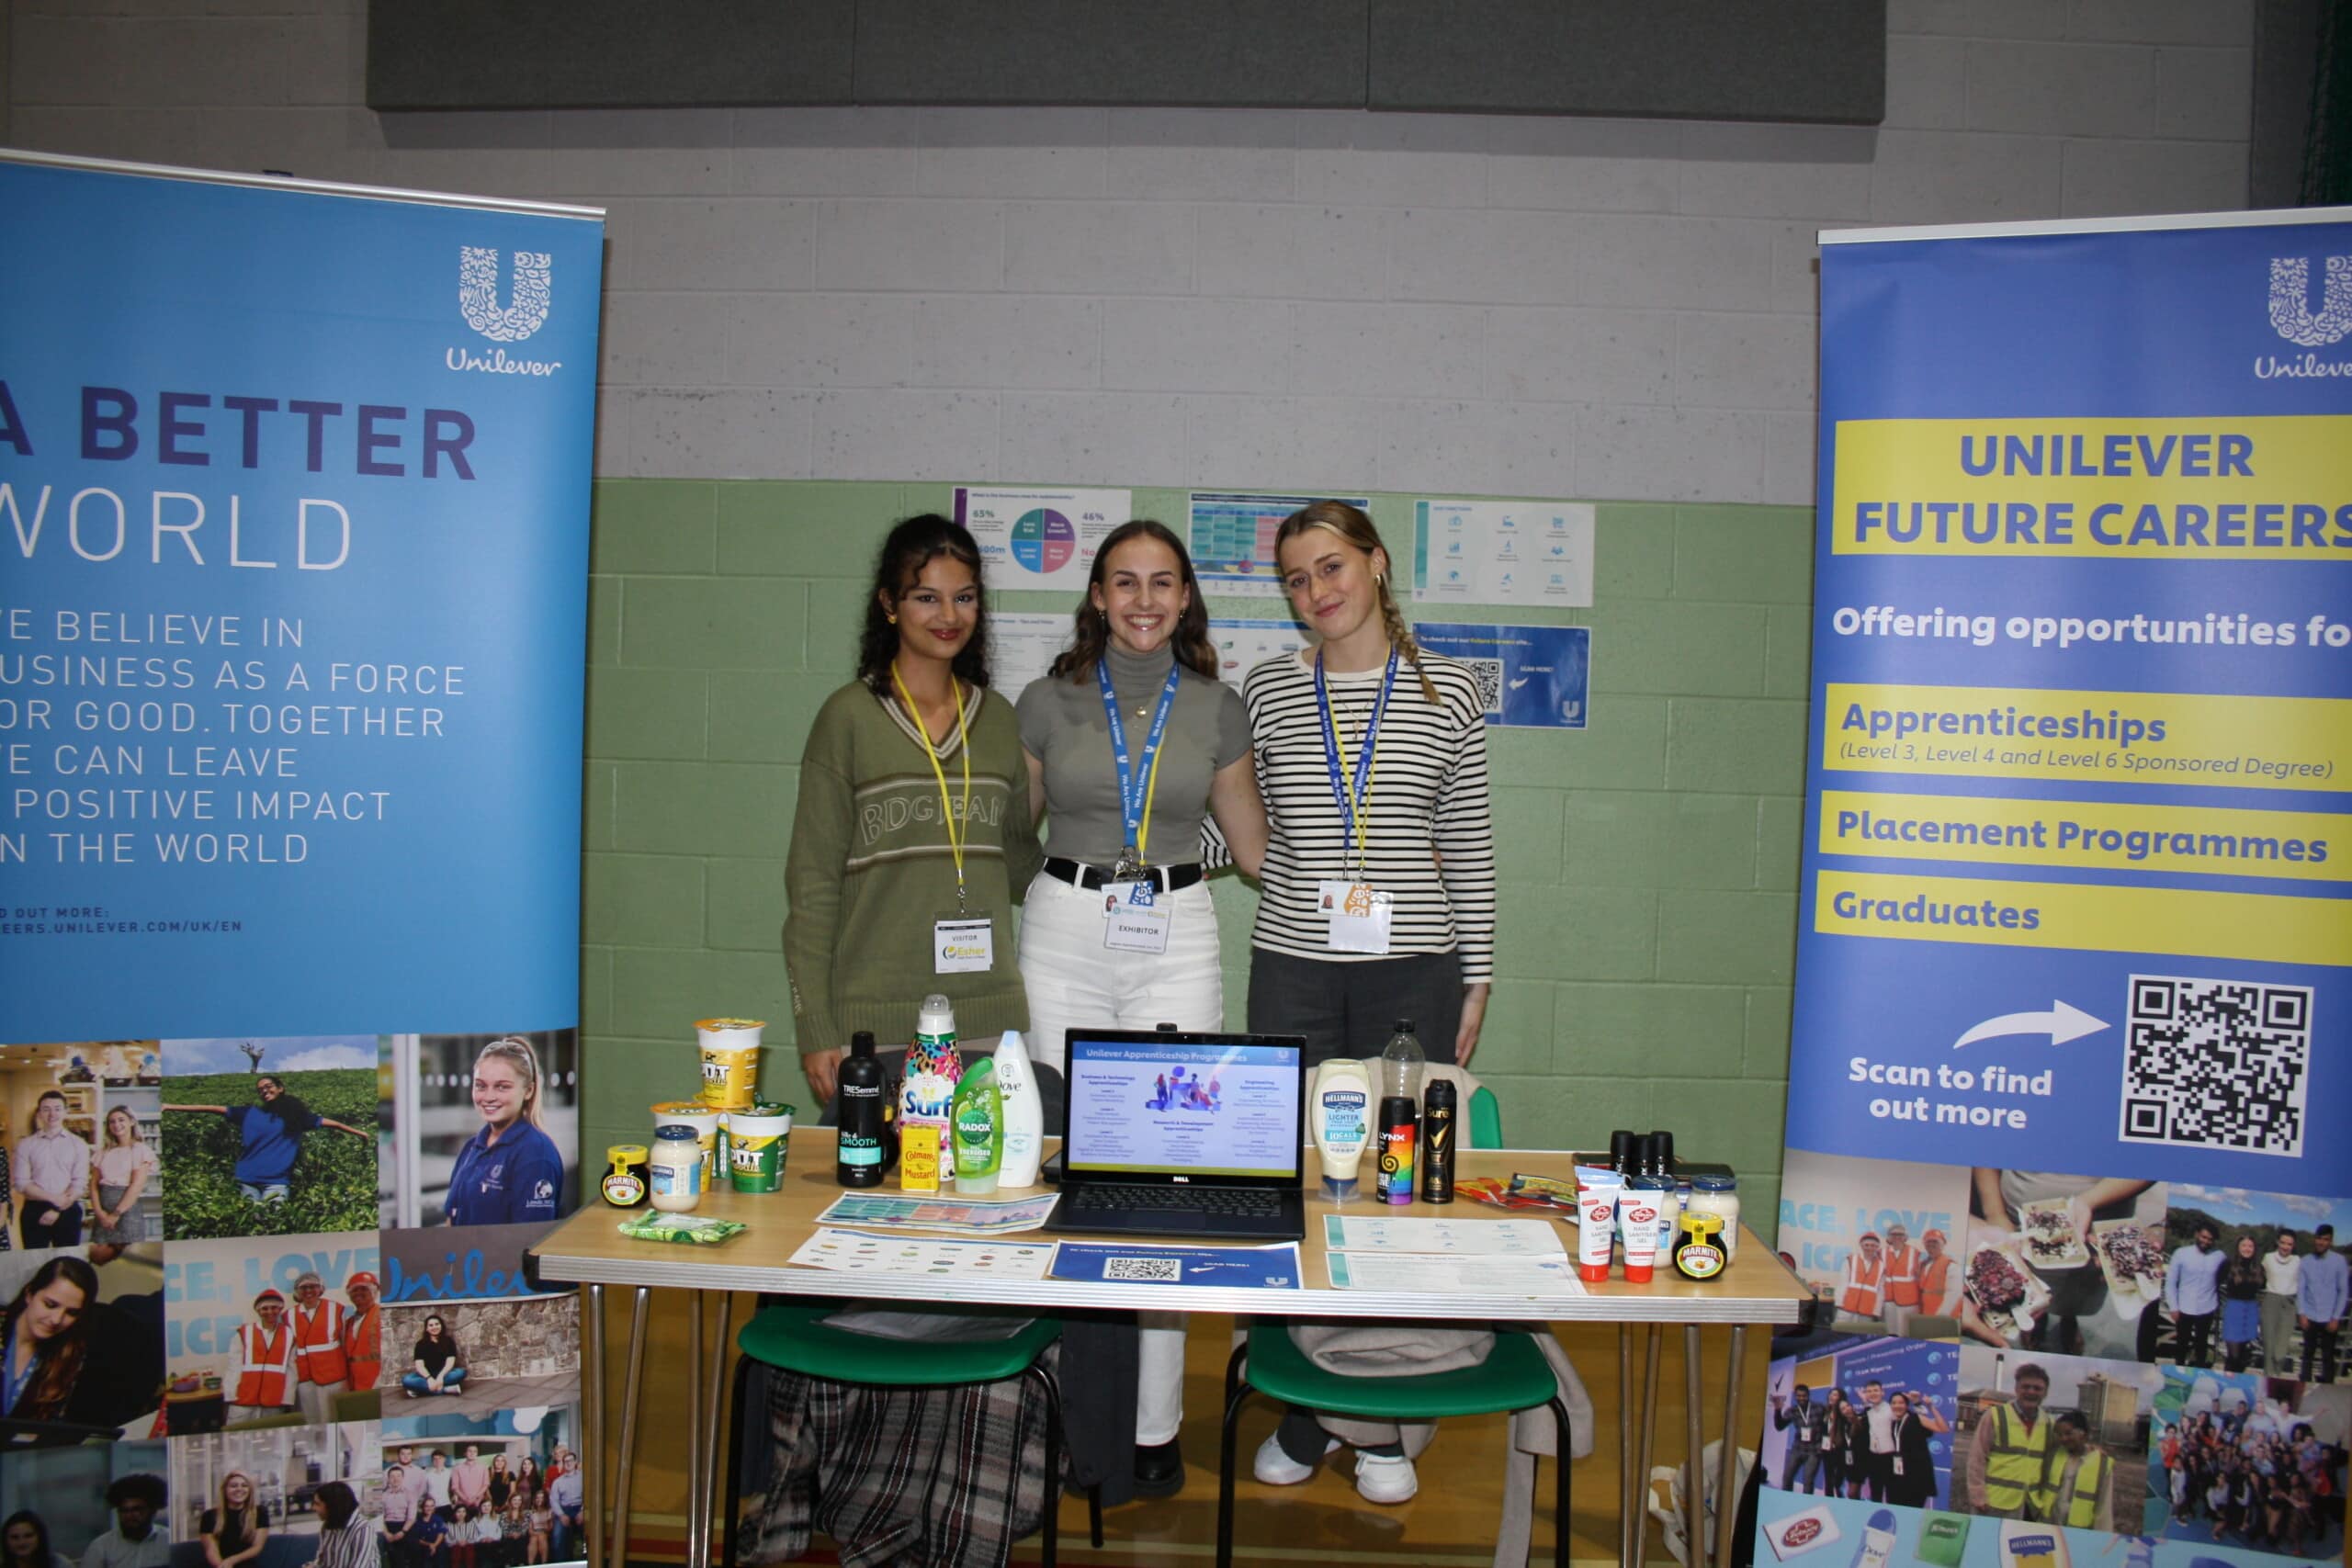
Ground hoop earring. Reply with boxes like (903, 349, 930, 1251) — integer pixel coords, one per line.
(1374, 573, 1385, 588)
(888, 615, 898, 626)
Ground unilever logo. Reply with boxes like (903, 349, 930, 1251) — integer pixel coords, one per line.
(2256, 254, 2352, 379)
(447, 246, 563, 378)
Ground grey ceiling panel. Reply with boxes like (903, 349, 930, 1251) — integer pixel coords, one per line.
(368, 1, 855, 110)
(1366, 0, 1885, 124)
(852, 0, 1366, 107)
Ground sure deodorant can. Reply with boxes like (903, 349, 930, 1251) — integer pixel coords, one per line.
(1420, 1078, 1456, 1203)
(1376, 1095, 1418, 1204)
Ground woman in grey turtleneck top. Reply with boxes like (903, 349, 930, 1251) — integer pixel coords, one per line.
(1013, 519, 1267, 1495)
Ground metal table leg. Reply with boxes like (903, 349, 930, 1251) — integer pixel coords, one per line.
(584, 1284, 605, 1568)
(1632, 1324, 1663, 1568)
(1712, 1325, 1748, 1568)
(1683, 1325, 1704, 1563)
(686, 1292, 704, 1568)
(607, 1286, 651, 1568)
(1619, 1325, 1635, 1568)
(695, 1292, 734, 1568)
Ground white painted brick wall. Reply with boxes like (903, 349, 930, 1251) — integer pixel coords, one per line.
(6, 0, 2256, 505)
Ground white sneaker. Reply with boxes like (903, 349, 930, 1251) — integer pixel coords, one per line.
(1253, 1432, 1340, 1485)
(1353, 1451, 1419, 1505)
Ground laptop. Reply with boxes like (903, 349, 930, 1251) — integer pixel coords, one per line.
(1046, 1029, 1308, 1242)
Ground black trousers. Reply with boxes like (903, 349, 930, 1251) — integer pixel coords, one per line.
(1244, 945, 1464, 1067)
(2177, 1310, 2218, 1367)
(2304, 1322, 2342, 1382)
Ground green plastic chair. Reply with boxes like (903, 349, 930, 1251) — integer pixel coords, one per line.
(721, 1298, 1101, 1565)
(1216, 1082, 1574, 1568)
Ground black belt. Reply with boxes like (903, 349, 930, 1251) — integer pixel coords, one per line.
(1045, 857, 1204, 894)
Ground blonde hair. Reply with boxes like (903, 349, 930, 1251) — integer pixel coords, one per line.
(475, 1037, 546, 1131)
(1274, 501, 1441, 704)
(216, 1472, 259, 1545)
(105, 1104, 139, 1146)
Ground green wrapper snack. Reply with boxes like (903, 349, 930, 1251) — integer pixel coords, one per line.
(619, 1213, 746, 1245)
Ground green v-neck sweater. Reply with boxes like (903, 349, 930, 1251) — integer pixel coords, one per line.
(783, 680, 1042, 1056)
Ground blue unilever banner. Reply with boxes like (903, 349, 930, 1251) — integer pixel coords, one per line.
(1772, 210, 2352, 1568)
(0, 153, 601, 1564)
(0, 155, 601, 1038)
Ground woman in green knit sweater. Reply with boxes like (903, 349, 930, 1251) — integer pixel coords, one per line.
(786, 514, 1043, 1109)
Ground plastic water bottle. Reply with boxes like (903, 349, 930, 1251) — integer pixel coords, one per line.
(1378, 1019, 1425, 1102)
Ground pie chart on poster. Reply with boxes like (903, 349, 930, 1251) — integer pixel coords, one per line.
(1010, 508, 1078, 574)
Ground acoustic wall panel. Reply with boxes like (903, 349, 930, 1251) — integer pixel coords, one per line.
(367, 0, 854, 110)
(851, 0, 1366, 107)
(1367, 0, 1885, 123)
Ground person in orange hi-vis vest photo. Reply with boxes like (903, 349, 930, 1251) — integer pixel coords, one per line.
(1840, 1231, 1884, 1320)
(230, 1288, 298, 1418)
(1917, 1228, 1962, 1318)
(290, 1269, 351, 1424)
(1880, 1223, 1922, 1336)
(343, 1270, 382, 1393)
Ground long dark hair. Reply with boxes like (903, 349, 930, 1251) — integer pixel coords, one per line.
(2, 1256, 98, 1419)
(316, 1481, 359, 1531)
(254, 1076, 313, 1130)
(857, 515, 990, 696)
(1046, 520, 1217, 682)
(2, 1511, 52, 1568)
(415, 1313, 457, 1358)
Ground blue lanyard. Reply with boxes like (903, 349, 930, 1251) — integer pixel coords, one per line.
(1099, 659, 1184, 863)
(1315, 648, 1398, 854)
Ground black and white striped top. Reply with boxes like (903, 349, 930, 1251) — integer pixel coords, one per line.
(1241, 649, 1496, 980)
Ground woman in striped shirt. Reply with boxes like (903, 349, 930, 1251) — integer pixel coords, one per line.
(1242, 501, 1496, 1069)
(1244, 500, 1498, 1506)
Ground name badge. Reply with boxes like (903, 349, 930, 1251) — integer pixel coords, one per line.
(1104, 888, 1172, 953)
(1317, 880, 1392, 954)
(934, 916, 994, 974)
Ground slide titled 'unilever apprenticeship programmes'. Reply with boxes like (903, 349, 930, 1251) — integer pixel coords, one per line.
(1066, 1042, 1300, 1177)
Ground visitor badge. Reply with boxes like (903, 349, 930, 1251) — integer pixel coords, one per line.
(934, 915, 994, 974)
(1104, 898, 1172, 953)
(1317, 880, 1392, 954)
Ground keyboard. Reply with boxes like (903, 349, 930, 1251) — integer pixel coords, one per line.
(1066, 1183, 1285, 1219)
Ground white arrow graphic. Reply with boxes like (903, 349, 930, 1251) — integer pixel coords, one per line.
(1951, 1000, 2109, 1050)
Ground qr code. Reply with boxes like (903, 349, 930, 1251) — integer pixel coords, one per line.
(1103, 1257, 1182, 1282)
(2119, 975, 2312, 1156)
(1465, 658, 1505, 716)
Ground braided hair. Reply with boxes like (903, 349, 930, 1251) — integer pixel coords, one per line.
(1273, 501, 1442, 704)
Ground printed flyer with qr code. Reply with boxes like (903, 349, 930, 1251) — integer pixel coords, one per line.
(1047, 1242, 1301, 1288)
(1764, 210, 2352, 1568)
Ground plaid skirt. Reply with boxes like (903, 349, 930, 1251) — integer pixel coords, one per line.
(735, 1348, 1055, 1568)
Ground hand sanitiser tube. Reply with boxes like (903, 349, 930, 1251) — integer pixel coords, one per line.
(1577, 1168, 1622, 1281)
(1312, 1059, 1374, 1200)
(1620, 1176, 1667, 1283)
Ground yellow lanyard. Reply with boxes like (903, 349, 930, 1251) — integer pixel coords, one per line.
(890, 663, 972, 909)
(1337, 723, 1379, 881)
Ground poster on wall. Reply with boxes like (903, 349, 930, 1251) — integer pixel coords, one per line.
(1411, 497, 1596, 607)
(1770, 209, 2352, 1568)
(1188, 491, 1370, 596)
(0, 153, 599, 1564)
(954, 485, 1129, 592)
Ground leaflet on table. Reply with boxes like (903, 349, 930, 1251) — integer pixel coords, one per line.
(790, 1227, 1058, 1279)
(1320, 1214, 1568, 1256)
(1324, 1252, 1587, 1293)
(1048, 1241, 1303, 1288)
(814, 1191, 1061, 1235)
(1190, 491, 1370, 595)
(955, 486, 1130, 592)
(1412, 498, 1596, 607)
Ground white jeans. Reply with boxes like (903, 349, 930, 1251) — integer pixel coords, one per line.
(1021, 868, 1225, 1445)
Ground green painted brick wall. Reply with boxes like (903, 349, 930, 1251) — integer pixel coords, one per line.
(581, 479, 1813, 1233)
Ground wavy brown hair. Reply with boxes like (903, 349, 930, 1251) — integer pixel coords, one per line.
(2, 1255, 97, 1421)
(857, 515, 991, 696)
(1047, 520, 1217, 682)
(1273, 501, 1440, 703)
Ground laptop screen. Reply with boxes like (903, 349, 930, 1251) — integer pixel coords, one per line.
(1061, 1032, 1306, 1185)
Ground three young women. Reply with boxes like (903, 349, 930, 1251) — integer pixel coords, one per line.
(789, 514, 1042, 1110)
(1015, 518, 1267, 1494)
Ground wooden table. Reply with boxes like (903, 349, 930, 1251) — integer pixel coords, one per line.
(526, 1134, 1809, 1568)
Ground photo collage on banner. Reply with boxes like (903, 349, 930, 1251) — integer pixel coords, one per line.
(1, 153, 601, 1564)
(1768, 211, 2352, 1568)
